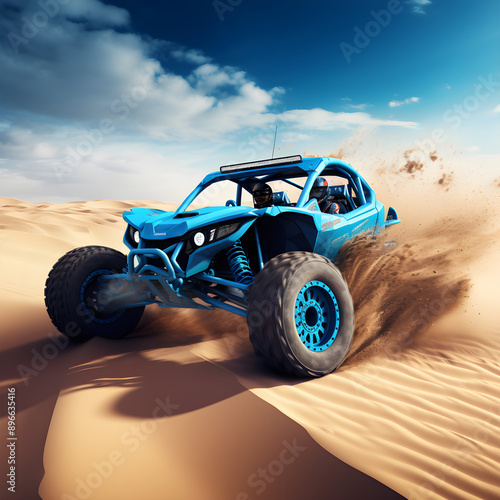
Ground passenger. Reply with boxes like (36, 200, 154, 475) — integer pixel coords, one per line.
(252, 182, 273, 209)
(309, 177, 346, 214)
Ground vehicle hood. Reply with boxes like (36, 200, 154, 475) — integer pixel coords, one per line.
(123, 206, 259, 239)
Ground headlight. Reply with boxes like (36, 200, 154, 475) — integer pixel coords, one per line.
(185, 220, 249, 255)
(215, 223, 239, 240)
(193, 232, 205, 246)
(128, 225, 140, 247)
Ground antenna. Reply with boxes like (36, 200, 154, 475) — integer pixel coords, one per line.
(271, 125, 278, 158)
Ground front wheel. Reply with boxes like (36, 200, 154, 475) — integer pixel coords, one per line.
(247, 252, 354, 377)
(45, 246, 145, 342)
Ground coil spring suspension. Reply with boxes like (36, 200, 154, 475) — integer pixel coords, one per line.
(226, 240, 254, 285)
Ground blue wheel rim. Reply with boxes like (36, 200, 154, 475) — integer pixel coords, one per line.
(80, 269, 124, 324)
(294, 280, 340, 352)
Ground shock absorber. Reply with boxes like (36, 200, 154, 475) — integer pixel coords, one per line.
(226, 240, 254, 285)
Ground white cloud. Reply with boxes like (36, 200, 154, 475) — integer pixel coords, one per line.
(0, 3, 277, 141)
(171, 48, 211, 65)
(389, 96, 420, 107)
(345, 103, 368, 110)
(60, 0, 130, 27)
(465, 146, 481, 152)
(278, 108, 419, 130)
(189, 63, 247, 92)
(0, 0, 423, 202)
(284, 133, 313, 142)
(0, 1, 419, 143)
(493, 105, 500, 113)
(409, 0, 432, 14)
(445, 83, 452, 90)
(0, 142, 207, 203)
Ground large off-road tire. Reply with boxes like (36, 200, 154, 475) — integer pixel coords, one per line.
(247, 252, 354, 377)
(45, 246, 145, 342)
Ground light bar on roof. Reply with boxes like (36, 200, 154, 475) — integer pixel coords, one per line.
(220, 155, 302, 174)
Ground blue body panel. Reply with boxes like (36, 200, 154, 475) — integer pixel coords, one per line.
(124, 206, 257, 239)
(314, 200, 384, 261)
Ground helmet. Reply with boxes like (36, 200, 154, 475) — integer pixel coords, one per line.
(310, 177, 329, 203)
(252, 182, 273, 208)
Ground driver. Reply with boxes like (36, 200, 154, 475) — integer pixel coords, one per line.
(252, 182, 273, 209)
(309, 177, 346, 215)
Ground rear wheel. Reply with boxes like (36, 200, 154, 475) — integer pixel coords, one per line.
(247, 252, 354, 377)
(45, 246, 145, 341)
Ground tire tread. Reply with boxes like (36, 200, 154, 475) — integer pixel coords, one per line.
(44, 246, 137, 341)
(248, 252, 353, 377)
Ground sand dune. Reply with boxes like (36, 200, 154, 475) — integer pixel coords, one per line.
(1, 158, 499, 499)
(0, 197, 403, 500)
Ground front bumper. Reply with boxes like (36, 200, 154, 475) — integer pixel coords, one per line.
(101, 246, 248, 317)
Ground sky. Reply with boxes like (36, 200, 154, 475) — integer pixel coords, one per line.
(0, 0, 499, 202)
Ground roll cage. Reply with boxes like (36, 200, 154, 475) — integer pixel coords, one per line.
(175, 156, 375, 214)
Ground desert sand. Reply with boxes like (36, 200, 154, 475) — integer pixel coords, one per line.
(1, 156, 499, 500)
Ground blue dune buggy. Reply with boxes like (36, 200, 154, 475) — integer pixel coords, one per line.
(45, 155, 400, 377)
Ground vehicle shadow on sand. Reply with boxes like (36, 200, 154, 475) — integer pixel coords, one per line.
(1, 305, 406, 500)
(0, 306, 294, 499)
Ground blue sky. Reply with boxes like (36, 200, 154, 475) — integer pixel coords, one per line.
(0, 0, 498, 201)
